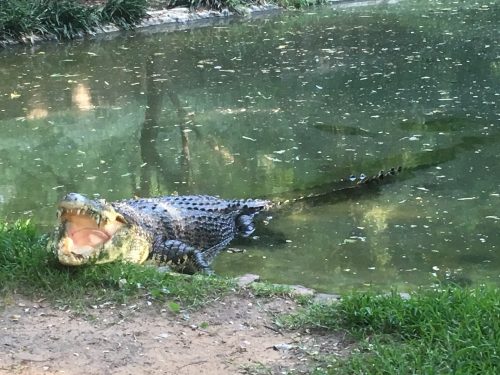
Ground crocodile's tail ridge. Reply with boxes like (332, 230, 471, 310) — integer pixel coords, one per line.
(348, 166, 402, 186)
(234, 166, 403, 233)
(270, 166, 403, 209)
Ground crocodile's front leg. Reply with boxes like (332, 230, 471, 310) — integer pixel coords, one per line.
(150, 239, 213, 274)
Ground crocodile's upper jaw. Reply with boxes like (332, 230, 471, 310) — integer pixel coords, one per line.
(54, 193, 150, 266)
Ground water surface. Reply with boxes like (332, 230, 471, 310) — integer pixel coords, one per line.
(0, 0, 499, 291)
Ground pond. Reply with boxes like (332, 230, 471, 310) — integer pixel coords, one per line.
(0, 0, 498, 292)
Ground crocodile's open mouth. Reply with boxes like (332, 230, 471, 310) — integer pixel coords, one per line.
(52, 192, 151, 266)
(57, 207, 125, 263)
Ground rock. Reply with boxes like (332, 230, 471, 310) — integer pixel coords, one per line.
(289, 285, 315, 297)
(273, 343, 295, 352)
(399, 292, 411, 300)
(155, 333, 170, 339)
(313, 293, 341, 304)
(236, 274, 260, 287)
(118, 278, 127, 288)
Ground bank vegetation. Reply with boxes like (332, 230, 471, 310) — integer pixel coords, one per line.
(0, 0, 321, 45)
(1, 220, 499, 373)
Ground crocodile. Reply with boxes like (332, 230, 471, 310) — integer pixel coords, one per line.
(51, 167, 400, 273)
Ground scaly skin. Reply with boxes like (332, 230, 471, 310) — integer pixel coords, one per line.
(52, 167, 401, 273)
(52, 193, 269, 273)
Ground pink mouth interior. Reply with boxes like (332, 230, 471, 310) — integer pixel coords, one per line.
(63, 214, 111, 249)
(69, 227, 111, 247)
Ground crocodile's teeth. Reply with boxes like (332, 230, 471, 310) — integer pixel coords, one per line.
(96, 215, 101, 226)
(57, 209, 62, 219)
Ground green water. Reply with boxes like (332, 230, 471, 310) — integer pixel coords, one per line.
(0, 0, 499, 291)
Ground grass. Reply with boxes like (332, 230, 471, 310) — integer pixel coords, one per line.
(281, 288, 500, 374)
(101, 0, 148, 29)
(0, 220, 235, 310)
(249, 281, 293, 297)
(0, 0, 101, 41)
(0, 0, 148, 43)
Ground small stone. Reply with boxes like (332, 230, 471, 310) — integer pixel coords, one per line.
(236, 274, 260, 287)
(10, 314, 21, 321)
(273, 343, 295, 352)
(118, 278, 127, 288)
(289, 285, 315, 297)
(313, 293, 340, 304)
(155, 333, 169, 339)
(399, 292, 411, 300)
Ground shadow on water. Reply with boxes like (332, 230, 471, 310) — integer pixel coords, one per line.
(139, 53, 195, 196)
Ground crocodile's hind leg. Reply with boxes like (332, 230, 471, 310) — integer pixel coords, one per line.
(151, 239, 213, 274)
(237, 214, 256, 237)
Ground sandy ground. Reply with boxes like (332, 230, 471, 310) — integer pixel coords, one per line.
(0, 291, 348, 375)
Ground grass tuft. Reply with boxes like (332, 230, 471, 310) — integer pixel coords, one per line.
(281, 288, 500, 374)
(0, 221, 235, 310)
(100, 0, 148, 29)
(249, 282, 292, 297)
(0, 0, 102, 40)
(0, 0, 149, 43)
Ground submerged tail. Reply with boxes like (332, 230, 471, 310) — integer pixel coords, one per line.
(233, 166, 402, 237)
(267, 166, 403, 210)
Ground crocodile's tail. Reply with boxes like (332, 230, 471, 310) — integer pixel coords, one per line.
(232, 166, 402, 236)
(270, 166, 403, 210)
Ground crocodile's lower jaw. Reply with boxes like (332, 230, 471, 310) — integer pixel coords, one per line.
(57, 236, 101, 265)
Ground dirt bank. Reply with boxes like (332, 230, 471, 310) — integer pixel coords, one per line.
(0, 291, 348, 374)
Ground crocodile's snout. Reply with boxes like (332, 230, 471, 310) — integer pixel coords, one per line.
(62, 193, 87, 203)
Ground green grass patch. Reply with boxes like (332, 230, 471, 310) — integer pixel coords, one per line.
(0, 0, 102, 40)
(281, 288, 500, 374)
(0, 0, 149, 43)
(249, 282, 313, 306)
(0, 220, 235, 310)
(249, 281, 292, 297)
(101, 0, 148, 29)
